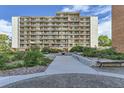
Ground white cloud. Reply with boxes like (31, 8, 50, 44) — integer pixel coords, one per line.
(98, 20, 111, 38)
(62, 5, 90, 12)
(100, 15, 111, 22)
(61, 5, 111, 16)
(93, 6, 111, 15)
(0, 19, 12, 37)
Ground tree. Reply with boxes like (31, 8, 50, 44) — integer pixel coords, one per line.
(0, 34, 9, 52)
(98, 35, 112, 47)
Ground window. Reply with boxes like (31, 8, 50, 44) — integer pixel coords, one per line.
(20, 35, 24, 37)
(20, 44, 24, 47)
(24, 18, 28, 21)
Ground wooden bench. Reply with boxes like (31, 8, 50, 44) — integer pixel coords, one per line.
(97, 61, 124, 67)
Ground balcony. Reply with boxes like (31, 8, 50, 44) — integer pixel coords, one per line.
(20, 19, 69, 23)
(43, 33, 59, 35)
(20, 41, 28, 44)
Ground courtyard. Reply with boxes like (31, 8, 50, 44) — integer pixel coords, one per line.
(1, 54, 124, 88)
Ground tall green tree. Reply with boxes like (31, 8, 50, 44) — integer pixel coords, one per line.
(98, 35, 112, 47)
(0, 34, 9, 51)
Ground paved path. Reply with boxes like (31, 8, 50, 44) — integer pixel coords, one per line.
(2, 55, 124, 87)
(5, 73, 124, 88)
(0, 72, 45, 87)
(45, 56, 97, 75)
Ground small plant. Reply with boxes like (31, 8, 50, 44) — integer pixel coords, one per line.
(42, 47, 62, 53)
(50, 48, 62, 53)
(82, 48, 98, 57)
(5, 63, 24, 70)
(39, 57, 52, 66)
(69, 46, 84, 52)
(99, 48, 117, 55)
(0, 53, 9, 70)
(11, 51, 25, 61)
(24, 50, 44, 67)
(42, 47, 51, 53)
(39, 61, 48, 66)
(30, 46, 41, 51)
(0, 46, 52, 70)
(80, 47, 124, 60)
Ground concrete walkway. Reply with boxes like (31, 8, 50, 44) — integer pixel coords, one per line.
(45, 56, 97, 75)
(0, 72, 45, 87)
(2, 55, 124, 87)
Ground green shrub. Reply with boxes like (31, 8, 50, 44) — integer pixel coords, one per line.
(11, 51, 25, 61)
(81, 47, 124, 60)
(5, 63, 24, 70)
(50, 48, 62, 53)
(101, 54, 124, 60)
(29, 46, 40, 51)
(70, 46, 97, 53)
(83, 47, 97, 52)
(0, 53, 9, 70)
(95, 48, 121, 59)
(70, 46, 84, 52)
(42, 47, 51, 53)
(39, 57, 52, 66)
(82, 48, 121, 59)
(39, 61, 48, 66)
(4, 49, 15, 55)
(42, 47, 62, 53)
(0, 61, 6, 70)
(82, 48, 98, 57)
(15, 62, 24, 68)
(42, 57, 52, 63)
(24, 50, 44, 67)
(99, 48, 117, 55)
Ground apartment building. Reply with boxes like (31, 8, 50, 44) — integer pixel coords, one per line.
(12, 12, 98, 51)
(112, 6, 124, 53)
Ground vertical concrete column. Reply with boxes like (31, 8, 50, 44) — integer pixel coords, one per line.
(12, 17, 20, 49)
(90, 16, 98, 48)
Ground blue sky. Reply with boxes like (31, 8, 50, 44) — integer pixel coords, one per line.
(0, 5, 111, 38)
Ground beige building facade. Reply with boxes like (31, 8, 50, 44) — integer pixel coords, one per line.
(12, 12, 98, 51)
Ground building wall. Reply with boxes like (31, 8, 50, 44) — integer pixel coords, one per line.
(112, 5, 124, 53)
(12, 17, 19, 48)
(90, 16, 98, 48)
(12, 12, 98, 50)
